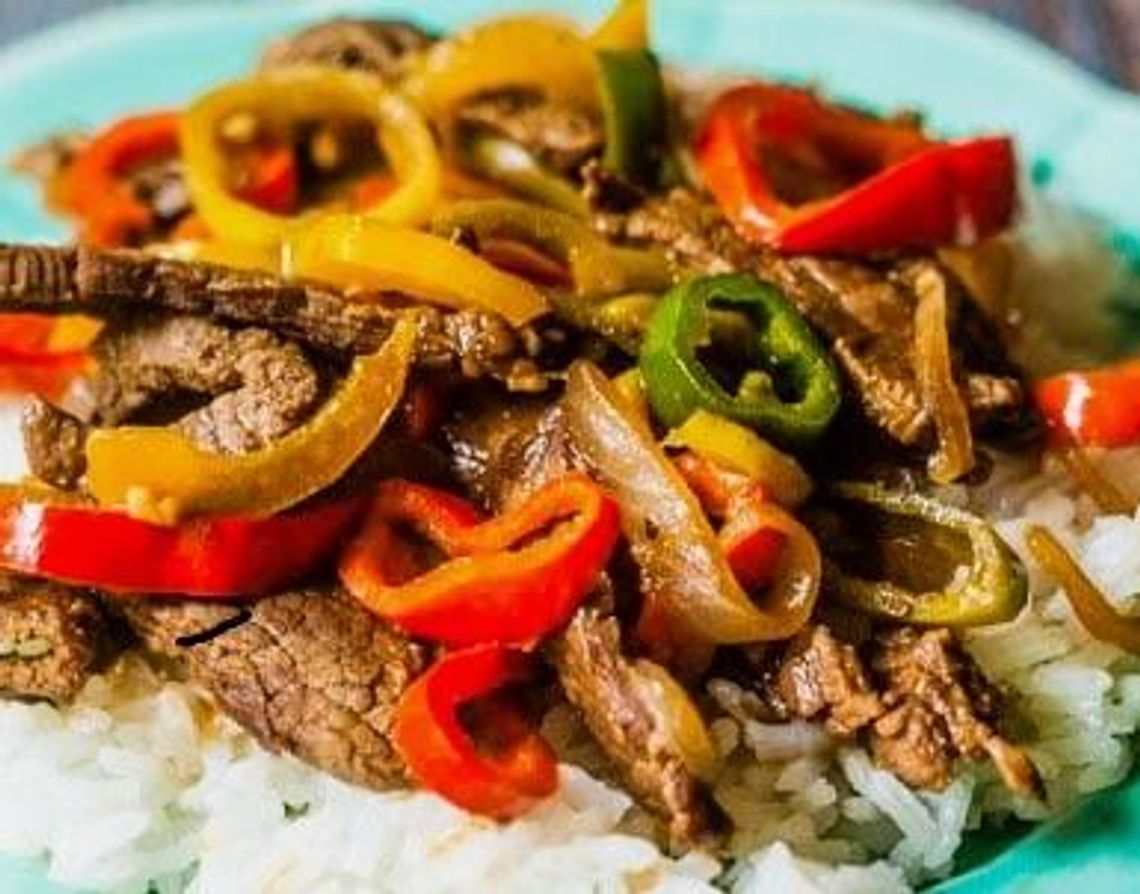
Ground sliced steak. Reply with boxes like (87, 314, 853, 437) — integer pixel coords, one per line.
(550, 609, 722, 847)
(869, 627, 1043, 798)
(0, 244, 541, 385)
(22, 397, 89, 488)
(79, 314, 322, 452)
(23, 314, 323, 482)
(762, 625, 884, 738)
(457, 90, 604, 177)
(447, 395, 575, 511)
(750, 623, 1041, 797)
(593, 188, 1027, 446)
(0, 576, 110, 703)
(260, 19, 436, 80)
(123, 588, 427, 791)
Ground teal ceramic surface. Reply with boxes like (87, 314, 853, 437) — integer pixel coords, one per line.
(0, 1, 1137, 891)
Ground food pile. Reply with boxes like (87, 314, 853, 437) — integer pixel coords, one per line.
(0, 2, 1137, 885)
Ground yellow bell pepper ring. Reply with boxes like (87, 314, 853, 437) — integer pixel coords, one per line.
(664, 410, 813, 508)
(404, 15, 601, 145)
(283, 214, 549, 328)
(180, 67, 442, 246)
(86, 318, 417, 522)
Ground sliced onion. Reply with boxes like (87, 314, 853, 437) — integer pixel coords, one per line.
(562, 361, 817, 654)
(914, 266, 975, 483)
(1026, 524, 1140, 654)
(1053, 447, 1137, 517)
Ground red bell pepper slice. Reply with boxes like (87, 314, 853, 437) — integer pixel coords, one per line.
(695, 83, 1017, 254)
(237, 144, 299, 215)
(1035, 359, 1140, 448)
(63, 110, 301, 246)
(0, 316, 95, 399)
(338, 474, 620, 647)
(0, 491, 364, 596)
(392, 644, 558, 820)
(63, 111, 182, 247)
(0, 343, 89, 400)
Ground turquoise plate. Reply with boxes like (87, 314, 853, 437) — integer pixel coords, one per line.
(0, 1, 1137, 891)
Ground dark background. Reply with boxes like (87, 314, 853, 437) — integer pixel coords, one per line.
(0, 0, 1137, 91)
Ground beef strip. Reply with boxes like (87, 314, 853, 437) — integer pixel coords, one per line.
(550, 610, 722, 847)
(869, 627, 1043, 797)
(761, 625, 885, 738)
(260, 19, 436, 80)
(592, 187, 1028, 446)
(749, 623, 1041, 797)
(22, 397, 88, 488)
(0, 575, 110, 703)
(457, 90, 605, 177)
(78, 314, 323, 452)
(123, 588, 427, 791)
(0, 244, 542, 385)
(22, 314, 324, 483)
(447, 394, 722, 846)
(447, 395, 576, 511)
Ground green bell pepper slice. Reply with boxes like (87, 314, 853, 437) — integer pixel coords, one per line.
(823, 482, 1029, 627)
(639, 273, 841, 445)
(596, 48, 667, 186)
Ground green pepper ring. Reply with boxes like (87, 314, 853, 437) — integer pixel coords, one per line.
(639, 272, 842, 445)
(825, 482, 1029, 627)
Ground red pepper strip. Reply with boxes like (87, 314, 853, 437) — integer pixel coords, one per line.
(63, 111, 181, 247)
(695, 84, 1017, 254)
(1035, 359, 1140, 448)
(338, 474, 620, 647)
(0, 343, 89, 400)
(392, 645, 558, 819)
(237, 145, 299, 215)
(0, 315, 56, 352)
(0, 493, 364, 596)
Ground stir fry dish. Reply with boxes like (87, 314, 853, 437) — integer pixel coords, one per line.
(1, 2, 1138, 878)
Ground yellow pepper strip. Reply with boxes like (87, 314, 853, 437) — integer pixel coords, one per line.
(664, 410, 813, 508)
(151, 239, 283, 275)
(86, 318, 416, 523)
(591, 0, 650, 51)
(405, 15, 600, 146)
(181, 67, 441, 246)
(432, 199, 672, 298)
(284, 214, 548, 328)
